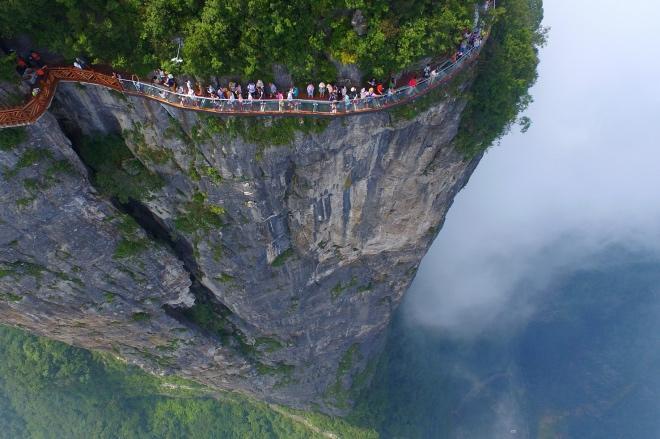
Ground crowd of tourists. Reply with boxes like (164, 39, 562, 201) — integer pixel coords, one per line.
(144, 25, 485, 112)
(150, 71, 403, 111)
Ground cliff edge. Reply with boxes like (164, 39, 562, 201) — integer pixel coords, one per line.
(0, 70, 478, 412)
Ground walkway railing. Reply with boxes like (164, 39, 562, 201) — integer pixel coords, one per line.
(0, 41, 483, 128)
(118, 44, 480, 117)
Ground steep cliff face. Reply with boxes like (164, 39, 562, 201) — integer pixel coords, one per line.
(0, 77, 479, 412)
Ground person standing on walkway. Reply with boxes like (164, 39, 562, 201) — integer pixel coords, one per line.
(386, 87, 394, 103)
(319, 81, 326, 98)
(228, 91, 235, 110)
(166, 74, 175, 90)
(307, 83, 314, 98)
(287, 88, 294, 110)
(187, 85, 195, 106)
(423, 64, 431, 78)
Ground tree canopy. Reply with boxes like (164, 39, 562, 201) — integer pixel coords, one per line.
(0, 0, 475, 81)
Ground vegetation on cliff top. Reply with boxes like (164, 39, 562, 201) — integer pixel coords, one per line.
(0, 0, 473, 80)
(456, 0, 546, 157)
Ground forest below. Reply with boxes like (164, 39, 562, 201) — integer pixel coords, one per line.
(0, 324, 377, 438)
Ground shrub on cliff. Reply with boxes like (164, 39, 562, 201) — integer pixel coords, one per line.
(77, 133, 164, 203)
(0, 126, 26, 151)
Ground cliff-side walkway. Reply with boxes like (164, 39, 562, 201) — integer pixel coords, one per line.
(0, 43, 483, 129)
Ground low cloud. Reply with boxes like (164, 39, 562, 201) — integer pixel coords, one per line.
(404, 0, 660, 338)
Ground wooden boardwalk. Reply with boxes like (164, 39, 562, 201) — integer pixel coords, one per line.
(0, 68, 123, 127)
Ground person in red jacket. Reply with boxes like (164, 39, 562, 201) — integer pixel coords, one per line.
(407, 76, 418, 96)
(16, 56, 28, 75)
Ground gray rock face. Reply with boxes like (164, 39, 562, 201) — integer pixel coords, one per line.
(0, 76, 480, 413)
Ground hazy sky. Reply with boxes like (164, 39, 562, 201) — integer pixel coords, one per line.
(405, 0, 660, 336)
